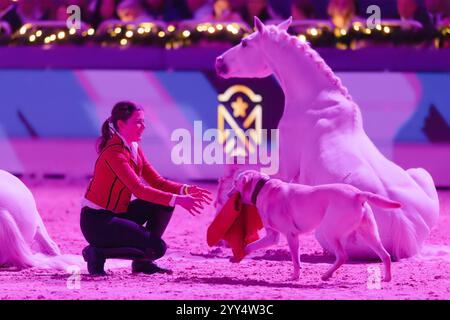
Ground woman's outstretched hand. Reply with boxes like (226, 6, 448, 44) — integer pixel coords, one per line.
(175, 194, 206, 216)
(187, 185, 213, 205)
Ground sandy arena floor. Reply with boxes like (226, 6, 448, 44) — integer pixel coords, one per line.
(0, 179, 449, 300)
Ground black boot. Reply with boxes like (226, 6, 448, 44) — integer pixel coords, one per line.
(131, 260, 173, 275)
(82, 246, 107, 276)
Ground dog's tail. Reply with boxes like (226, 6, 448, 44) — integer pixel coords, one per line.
(358, 192, 402, 209)
(0, 208, 82, 270)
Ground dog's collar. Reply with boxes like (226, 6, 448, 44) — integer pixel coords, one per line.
(251, 177, 270, 205)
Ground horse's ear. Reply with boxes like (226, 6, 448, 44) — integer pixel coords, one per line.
(254, 16, 266, 33)
(277, 16, 292, 31)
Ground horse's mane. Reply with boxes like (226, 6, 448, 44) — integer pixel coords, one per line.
(265, 25, 352, 101)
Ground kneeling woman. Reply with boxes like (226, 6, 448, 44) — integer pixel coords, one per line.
(81, 101, 211, 275)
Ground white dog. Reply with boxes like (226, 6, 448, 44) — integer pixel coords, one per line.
(0, 169, 80, 269)
(228, 170, 401, 282)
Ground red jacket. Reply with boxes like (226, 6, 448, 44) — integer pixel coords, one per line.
(85, 134, 182, 213)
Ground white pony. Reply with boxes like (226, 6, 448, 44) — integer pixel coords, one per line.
(0, 169, 80, 269)
(215, 17, 439, 260)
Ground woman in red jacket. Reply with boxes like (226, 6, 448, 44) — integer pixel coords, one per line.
(80, 101, 211, 275)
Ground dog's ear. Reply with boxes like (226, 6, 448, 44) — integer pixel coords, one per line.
(239, 174, 252, 196)
(241, 174, 250, 188)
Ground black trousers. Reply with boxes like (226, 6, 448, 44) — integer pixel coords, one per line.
(80, 199, 174, 260)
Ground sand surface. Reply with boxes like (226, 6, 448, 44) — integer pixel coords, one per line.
(1, 179, 449, 300)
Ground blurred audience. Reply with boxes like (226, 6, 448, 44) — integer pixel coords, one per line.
(211, 0, 242, 21)
(291, 0, 315, 20)
(425, 0, 449, 28)
(269, 0, 292, 19)
(327, 0, 357, 29)
(117, 0, 150, 22)
(17, 0, 53, 22)
(240, 0, 273, 26)
(142, 0, 165, 20)
(185, 0, 213, 20)
(396, 0, 433, 28)
(1, 0, 449, 46)
(0, 0, 23, 32)
(0, 0, 10, 12)
(89, 0, 120, 27)
(397, 0, 418, 20)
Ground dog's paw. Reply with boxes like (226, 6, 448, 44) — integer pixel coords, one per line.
(321, 274, 331, 281)
(290, 274, 299, 281)
(289, 268, 300, 281)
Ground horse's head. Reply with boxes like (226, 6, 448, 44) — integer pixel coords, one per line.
(216, 16, 292, 79)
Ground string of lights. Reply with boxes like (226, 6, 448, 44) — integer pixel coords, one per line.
(6, 20, 450, 49)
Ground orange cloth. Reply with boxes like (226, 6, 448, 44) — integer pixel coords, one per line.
(207, 193, 263, 262)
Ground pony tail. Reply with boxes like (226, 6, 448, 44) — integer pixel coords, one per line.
(97, 119, 112, 153)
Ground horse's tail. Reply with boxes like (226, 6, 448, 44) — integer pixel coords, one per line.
(390, 211, 420, 260)
(0, 207, 36, 268)
(0, 208, 82, 270)
(358, 192, 402, 209)
(34, 214, 61, 256)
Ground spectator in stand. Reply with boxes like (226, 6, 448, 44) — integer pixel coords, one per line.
(445, 0, 450, 24)
(89, 0, 120, 28)
(397, 0, 418, 20)
(425, 0, 449, 28)
(327, 0, 357, 29)
(269, 0, 292, 19)
(211, 0, 242, 22)
(142, 0, 166, 20)
(117, 0, 152, 22)
(0, 0, 9, 11)
(0, 0, 23, 32)
(240, 0, 273, 26)
(17, 0, 53, 22)
(396, 0, 433, 28)
(162, 0, 190, 21)
(291, 0, 315, 20)
(55, 3, 68, 21)
(185, 0, 214, 20)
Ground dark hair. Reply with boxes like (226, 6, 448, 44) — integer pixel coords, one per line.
(97, 101, 142, 153)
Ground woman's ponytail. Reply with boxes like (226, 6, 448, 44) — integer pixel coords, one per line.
(97, 118, 113, 153)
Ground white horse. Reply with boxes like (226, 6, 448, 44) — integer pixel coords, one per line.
(0, 169, 80, 269)
(215, 17, 439, 260)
